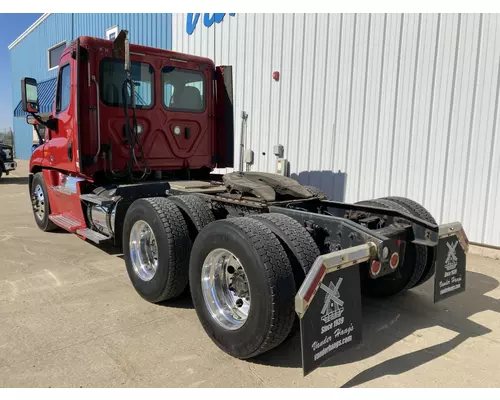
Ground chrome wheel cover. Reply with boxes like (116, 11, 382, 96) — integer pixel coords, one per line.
(201, 249, 251, 330)
(32, 184, 45, 221)
(129, 220, 159, 282)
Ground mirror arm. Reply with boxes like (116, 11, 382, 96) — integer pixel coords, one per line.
(29, 112, 57, 132)
(26, 115, 45, 145)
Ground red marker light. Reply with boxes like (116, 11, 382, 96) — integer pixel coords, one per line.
(390, 252, 400, 270)
(370, 260, 381, 276)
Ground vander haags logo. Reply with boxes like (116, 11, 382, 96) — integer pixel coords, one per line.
(445, 240, 459, 272)
(320, 278, 344, 323)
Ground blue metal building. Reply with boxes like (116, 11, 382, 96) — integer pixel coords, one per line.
(9, 13, 500, 246)
(9, 13, 172, 160)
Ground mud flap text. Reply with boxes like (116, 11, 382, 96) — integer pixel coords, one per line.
(300, 265, 363, 376)
(434, 236, 466, 302)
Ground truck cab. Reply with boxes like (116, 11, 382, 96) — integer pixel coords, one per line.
(25, 33, 232, 186)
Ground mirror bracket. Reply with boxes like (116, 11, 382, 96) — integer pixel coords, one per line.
(28, 113, 57, 132)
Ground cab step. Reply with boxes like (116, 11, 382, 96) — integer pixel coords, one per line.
(49, 214, 82, 232)
(76, 228, 110, 244)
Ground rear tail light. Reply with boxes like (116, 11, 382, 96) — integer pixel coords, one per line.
(370, 260, 381, 276)
(390, 252, 400, 270)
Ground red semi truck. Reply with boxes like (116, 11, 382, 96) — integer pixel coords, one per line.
(21, 31, 469, 376)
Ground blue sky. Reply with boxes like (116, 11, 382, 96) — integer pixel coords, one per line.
(0, 13, 42, 130)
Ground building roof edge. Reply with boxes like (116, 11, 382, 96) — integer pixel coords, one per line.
(8, 13, 52, 50)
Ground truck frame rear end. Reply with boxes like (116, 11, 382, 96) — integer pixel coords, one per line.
(28, 168, 467, 376)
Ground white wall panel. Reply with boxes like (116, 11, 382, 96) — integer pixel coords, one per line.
(172, 13, 500, 247)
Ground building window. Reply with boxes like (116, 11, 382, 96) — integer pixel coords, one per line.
(162, 67, 205, 112)
(100, 59, 154, 109)
(106, 26, 119, 41)
(47, 41, 66, 71)
(56, 64, 71, 113)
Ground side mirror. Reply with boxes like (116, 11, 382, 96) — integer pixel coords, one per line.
(21, 77, 39, 113)
(26, 115, 39, 126)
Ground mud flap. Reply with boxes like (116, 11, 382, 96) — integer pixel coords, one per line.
(433, 222, 469, 303)
(295, 243, 376, 376)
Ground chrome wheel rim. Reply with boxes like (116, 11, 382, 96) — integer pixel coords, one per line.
(32, 184, 45, 221)
(129, 220, 159, 282)
(201, 249, 251, 330)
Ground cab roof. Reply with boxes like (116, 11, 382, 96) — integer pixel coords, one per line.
(78, 36, 216, 68)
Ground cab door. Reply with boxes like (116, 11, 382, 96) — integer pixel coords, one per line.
(44, 52, 78, 173)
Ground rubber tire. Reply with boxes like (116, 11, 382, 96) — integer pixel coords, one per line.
(355, 198, 427, 297)
(189, 217, 296, 359)
(123, 197, 192, 303)
(168, 195, 215, 240)
(250, 213, 320, 338)
(303, 185, 328, 199)
(30, 172, 58, 232)
(382, 196, 437, 287)
(250, 213, 320, 286)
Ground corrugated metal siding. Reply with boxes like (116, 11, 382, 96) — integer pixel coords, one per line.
(172, 13, 500, 247)
(10, 13, 173, 160)
(10, 13, 72, 161)
(73, 13, 172, 49)
(12, 119, 32, 160)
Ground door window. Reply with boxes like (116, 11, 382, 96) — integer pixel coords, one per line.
(56, 64, 71, 113)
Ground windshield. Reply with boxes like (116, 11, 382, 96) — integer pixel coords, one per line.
(100, 59, 154, 109)
(162, 67, 205, 112)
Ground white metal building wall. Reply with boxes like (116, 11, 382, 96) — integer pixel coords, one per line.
(172, 13, 500, 247)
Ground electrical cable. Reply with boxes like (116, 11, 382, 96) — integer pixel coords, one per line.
(105, 65, 151, 182)
(121, 77, 151, 181)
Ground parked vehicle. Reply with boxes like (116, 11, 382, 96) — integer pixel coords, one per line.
(0, 143, 17, 179)
(20, 31, 468, 376)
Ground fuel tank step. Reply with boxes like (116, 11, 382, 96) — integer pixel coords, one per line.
(80, 194, 115, 207)
(76, 228, 110, 244)
(49, 214, 82, 232)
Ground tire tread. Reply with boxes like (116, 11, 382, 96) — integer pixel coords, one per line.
(224, 217, 296, 357)
(142, 197, 191, 302)
(169, 195, 215, 233)
(252, 213, 320, 277)
(383, 196, 437, 287)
